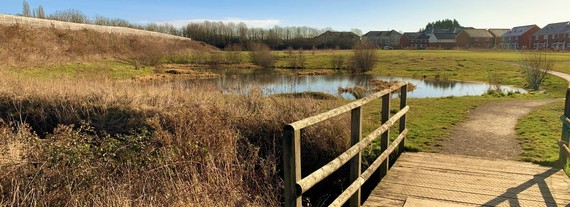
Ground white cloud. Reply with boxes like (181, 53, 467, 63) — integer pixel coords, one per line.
(146, 18, 281, 28)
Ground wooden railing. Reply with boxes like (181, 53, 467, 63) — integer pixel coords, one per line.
(559, 89, 570, 168)
(283, 82, 409, 207)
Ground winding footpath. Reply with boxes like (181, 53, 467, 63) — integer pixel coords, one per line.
(440, 70, 570, 159)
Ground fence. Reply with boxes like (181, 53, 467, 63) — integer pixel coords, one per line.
(283, 82, 409, 207)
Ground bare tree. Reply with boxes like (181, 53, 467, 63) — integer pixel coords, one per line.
(22, 0, 31, 17)
(520, 51, 553, 90)
(35, 5, 45, 19)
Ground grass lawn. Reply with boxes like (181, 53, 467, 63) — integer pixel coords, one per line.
(2, 60, 152, 80)
(516, 100, 566, 165)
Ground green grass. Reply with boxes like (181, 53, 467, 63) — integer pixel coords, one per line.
(516, 99, 565, 166)
(3, 60, 152, 80)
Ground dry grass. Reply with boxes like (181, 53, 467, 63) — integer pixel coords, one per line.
(0, 71, 350, 206)
(0, 24, 214, 69)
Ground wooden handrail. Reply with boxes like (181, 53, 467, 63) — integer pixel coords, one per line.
(558, 88, 570, 169)
(559, 140, 570, 159)
(283, 82, 409, 207)
(329, 129, 408, 207)
(286, 83, 405, 130)
(296, 106, 409, 194)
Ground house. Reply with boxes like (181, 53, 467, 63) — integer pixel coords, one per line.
(532, 21, 570, 50)
(362, 30, 402, 48)
(411, 33, 430, 49)
(456, 29, 494, 48)
(426, 28, 464, 49)
(399, 32, 421, 48)
(488, 29, 510, 47)
(499, 25, 540, 49)
(314, 31, 360, 49)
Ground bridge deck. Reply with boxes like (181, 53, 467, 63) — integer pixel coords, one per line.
(363, 152, 570, 207)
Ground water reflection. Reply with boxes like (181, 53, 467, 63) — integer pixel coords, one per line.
(191, 74, 526, 99)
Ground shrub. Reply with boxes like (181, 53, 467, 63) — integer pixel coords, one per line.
(249, 42, 275, 69)
(349, 43, 378, 73)
(520, 51, 553, 90)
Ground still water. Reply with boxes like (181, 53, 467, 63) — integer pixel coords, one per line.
(197, 74, 526, 99)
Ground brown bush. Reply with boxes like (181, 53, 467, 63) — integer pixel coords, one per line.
(0, 73, 350, 206)
(249, 42, 275, 69)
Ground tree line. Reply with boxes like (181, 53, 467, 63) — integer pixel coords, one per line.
(19, 0, 362, 50)
(180, 21, 338, 50)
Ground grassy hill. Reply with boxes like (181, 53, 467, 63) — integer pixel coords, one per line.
(0, 14, 215, 69)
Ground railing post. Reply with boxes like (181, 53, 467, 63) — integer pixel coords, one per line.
(399, 85, 407, 155)
(380, 93, 390, 179)
(284, 126, 302, 207)
(560, 89, 570, 169)
(349, 107, 362, 207)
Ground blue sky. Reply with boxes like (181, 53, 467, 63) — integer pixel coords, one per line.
(1, 0, 569, 33)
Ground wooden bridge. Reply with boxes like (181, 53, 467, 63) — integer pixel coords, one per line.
(283, 82, 570, 207)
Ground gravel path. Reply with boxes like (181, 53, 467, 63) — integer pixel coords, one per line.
(439, 64, 570, 160)
(440, 99, 558, 160)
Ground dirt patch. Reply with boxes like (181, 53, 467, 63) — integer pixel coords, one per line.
(438, 99, 559, 160)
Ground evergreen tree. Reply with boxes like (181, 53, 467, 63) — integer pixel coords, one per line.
(422, 19, 462, 31)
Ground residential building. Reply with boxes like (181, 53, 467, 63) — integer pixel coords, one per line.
(499, 25, 540, 49)
(314, 31, 360, 49)
(362, 30, 402, 48)
(488, 29, 509, 47)
(400, 32, 421, 48)
(456, 29, 494, 48)
(532, 21, 570, 50)
(426, 28, 464, 49)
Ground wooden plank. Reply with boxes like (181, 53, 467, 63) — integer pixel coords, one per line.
(403, 197, 475, 207)
(382, 166, 570, 194)
(378, 173, 570, 202)
(393, 159, 563, 180)
(362, 196, 404, 207)
(394, 154, 557, 176)
(365, 152, 570, 206)
(371, 184, 568, 206)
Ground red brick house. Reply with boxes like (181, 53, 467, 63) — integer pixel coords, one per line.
(456, 29, 494, 48)
(488, 29, 509, 47)
(399, 32, 421, 48)
(532, 21, 570, 50)
(499, 25, 540, 49)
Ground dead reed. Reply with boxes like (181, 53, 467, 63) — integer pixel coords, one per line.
(0, 72, 350, 206)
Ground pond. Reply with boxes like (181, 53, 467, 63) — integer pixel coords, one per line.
(194, 74, 526, 99)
